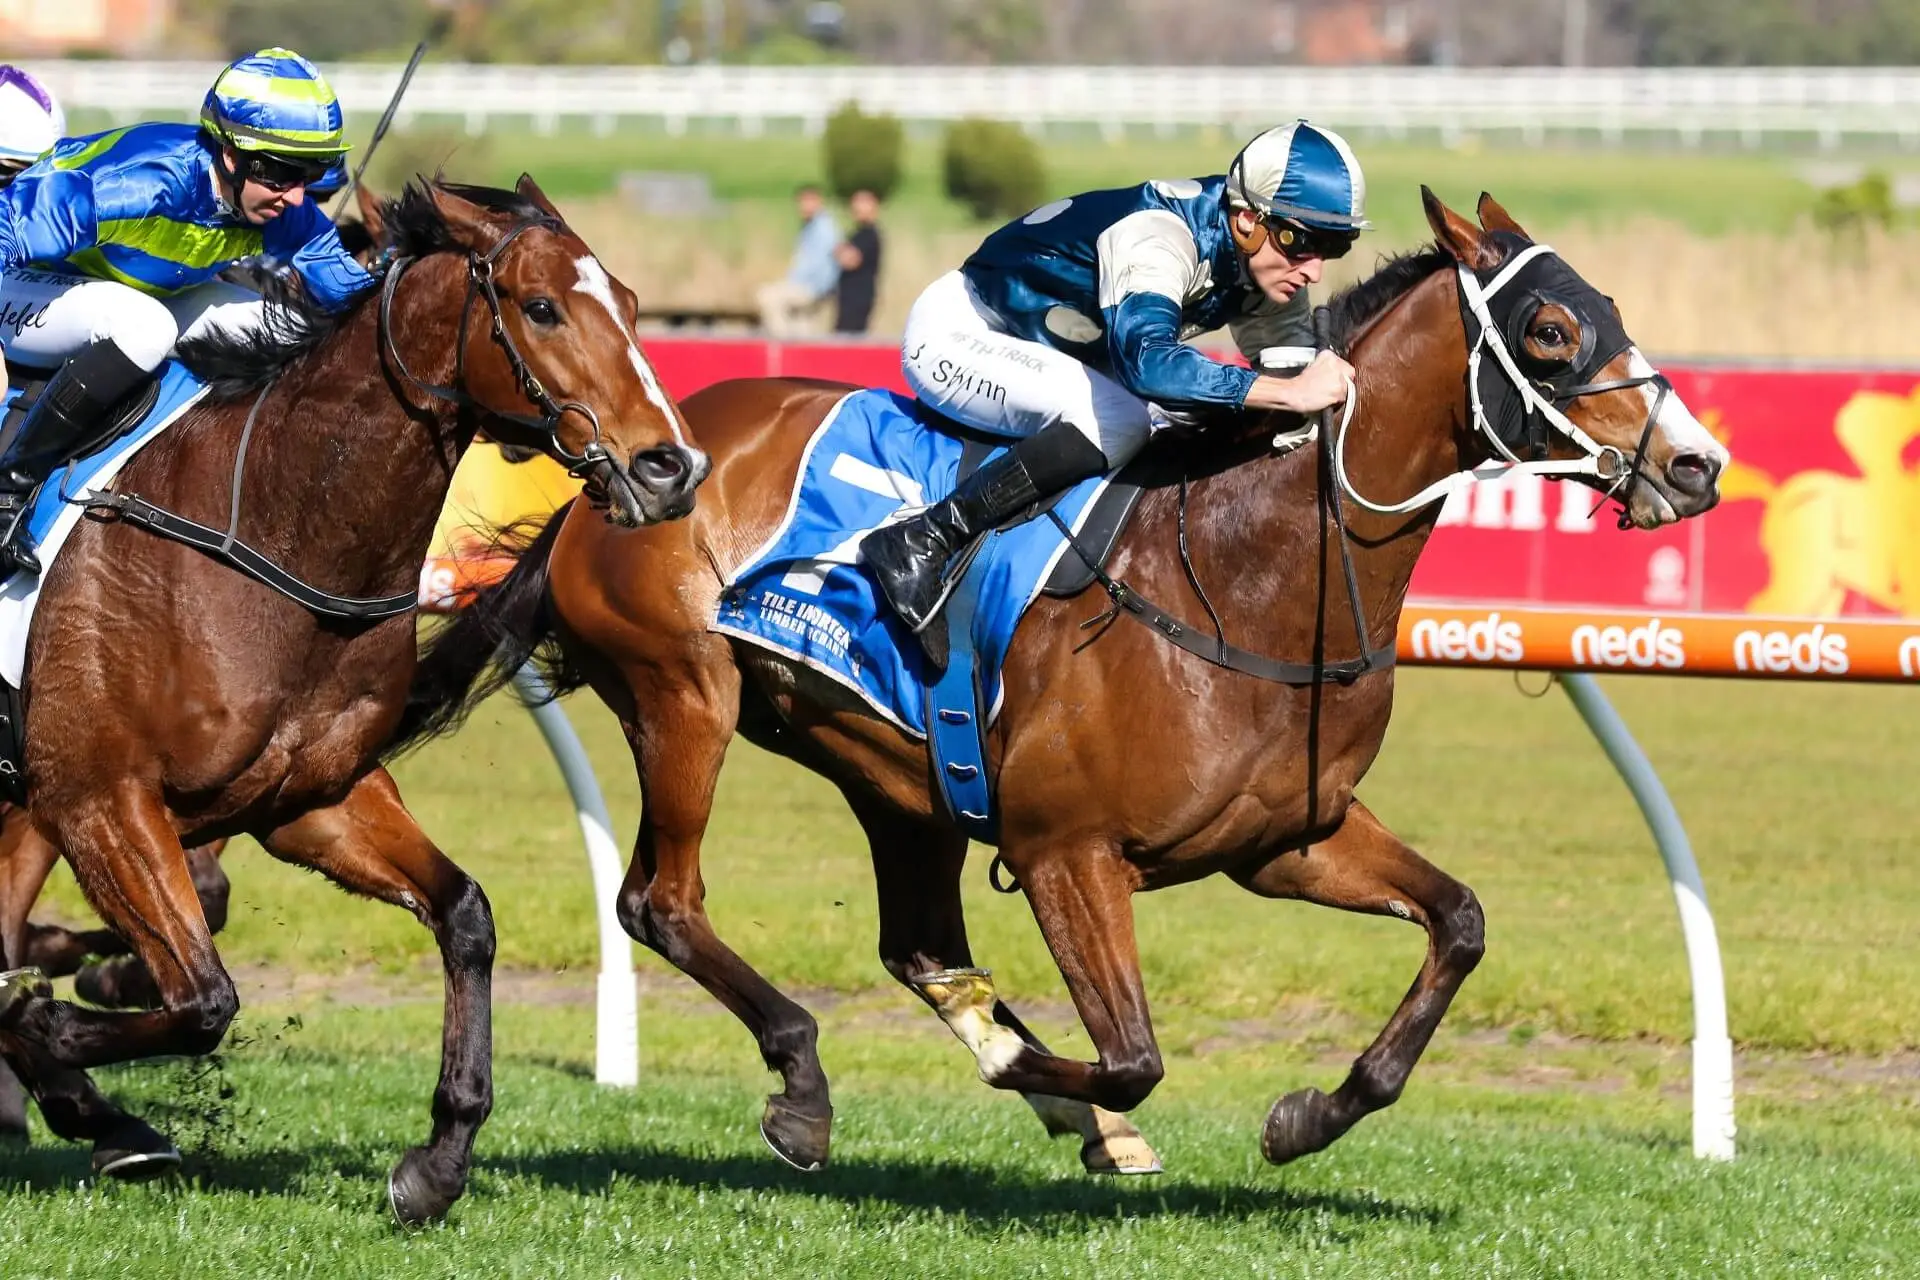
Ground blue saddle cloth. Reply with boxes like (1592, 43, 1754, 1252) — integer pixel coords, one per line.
(714, 388, 1110, 749)
(1, 360, 208, 553)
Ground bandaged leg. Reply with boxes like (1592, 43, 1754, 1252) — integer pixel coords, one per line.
(908, 966, 1161, 1174)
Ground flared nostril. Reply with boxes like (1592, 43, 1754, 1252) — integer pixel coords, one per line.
(630, 447, 690, 491)
(1666, 451, 1721, 496)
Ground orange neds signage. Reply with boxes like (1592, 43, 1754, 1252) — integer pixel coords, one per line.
(1400, 605, 1920, 681)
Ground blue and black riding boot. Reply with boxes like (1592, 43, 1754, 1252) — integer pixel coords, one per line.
(0, 340, 148, 578)
(861, 419, 1110, 671)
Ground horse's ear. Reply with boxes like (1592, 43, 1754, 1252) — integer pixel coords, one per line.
(1421, 184, 1496, 270)
(1476, 191, 1530, 241)
(515, 173, 564, 222)
(354, 183, 386, 246)
(427, 182, 506, 249)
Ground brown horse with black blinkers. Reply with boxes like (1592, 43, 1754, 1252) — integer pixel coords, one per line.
(403, 190, 1727, 1178)
(0, 175, 704, 1222)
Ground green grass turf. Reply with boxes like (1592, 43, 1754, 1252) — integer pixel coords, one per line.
(1, 995, 1914, 1278)
(12, 667, 1920, 1274)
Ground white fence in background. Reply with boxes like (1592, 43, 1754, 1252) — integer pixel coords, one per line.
(21, 61, 1920, 148)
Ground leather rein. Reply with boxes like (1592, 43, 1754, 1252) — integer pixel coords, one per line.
(84, 214, 587, 623)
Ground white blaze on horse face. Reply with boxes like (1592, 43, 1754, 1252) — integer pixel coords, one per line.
(1630, 348, 1727, 467)
(571, 255, 688, 447)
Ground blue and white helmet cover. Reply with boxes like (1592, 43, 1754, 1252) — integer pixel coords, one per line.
(1226, 119, 1370, 232)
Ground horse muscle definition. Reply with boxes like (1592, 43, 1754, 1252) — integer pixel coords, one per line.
(0, 175, 706, 1224)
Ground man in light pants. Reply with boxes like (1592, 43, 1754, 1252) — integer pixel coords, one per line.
(863, 120, 1367, 668)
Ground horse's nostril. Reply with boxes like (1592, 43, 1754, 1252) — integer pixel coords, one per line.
(631, 448, 689, 490)
(1667, 451, 1721, 495)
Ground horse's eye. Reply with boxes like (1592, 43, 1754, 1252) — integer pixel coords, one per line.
(523, 297, 559, 326)
(1534, 322, 1569, 348)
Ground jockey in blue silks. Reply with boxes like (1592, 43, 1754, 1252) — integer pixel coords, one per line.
(0, 48, 374, 575)
(862, 120, 1368, 668)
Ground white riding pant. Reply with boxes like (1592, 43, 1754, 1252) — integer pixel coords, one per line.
(0, 268, 266, 373)
(902, 269, 1156, 465)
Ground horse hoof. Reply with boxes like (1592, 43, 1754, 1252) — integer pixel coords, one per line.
(759, 1096, 831, 1173)
(1081, 1132, 1164, 1175)
(93, 1120, 181, 1181)
(1261, 1087, 1344, 1166)
(0, 967, 51, 1008)
(387, 1147, 461, 1229)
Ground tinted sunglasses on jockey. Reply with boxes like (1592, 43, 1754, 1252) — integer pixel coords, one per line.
(243, 149, 336, 193)
(1267, 218, 1358, 263)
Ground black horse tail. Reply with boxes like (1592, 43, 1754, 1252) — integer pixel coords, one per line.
(385, 502, 585, 759)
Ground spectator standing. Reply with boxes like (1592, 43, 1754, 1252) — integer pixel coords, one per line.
(832, 188, 884, 335)
(756, 183, 839, 336)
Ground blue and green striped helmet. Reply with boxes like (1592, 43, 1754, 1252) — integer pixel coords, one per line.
(199, 48, 349, 159)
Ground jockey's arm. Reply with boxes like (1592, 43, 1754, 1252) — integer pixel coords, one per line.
(0, 165, 99, 278)
(1096, 211, 1260, 411)
(267, 202, 375, 313)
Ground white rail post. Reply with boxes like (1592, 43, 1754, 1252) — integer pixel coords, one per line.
(511, 664, 639, 1087)
(1559, 672, 1735, 1160)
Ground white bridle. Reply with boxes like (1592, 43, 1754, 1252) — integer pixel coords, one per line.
(1298, 244, 1654, 517)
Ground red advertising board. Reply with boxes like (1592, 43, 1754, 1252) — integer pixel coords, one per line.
(636, 336, 1920, 622)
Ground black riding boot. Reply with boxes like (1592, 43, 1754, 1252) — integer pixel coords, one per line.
(0, 340, 148, 577)
(861, 420, 1110, 669)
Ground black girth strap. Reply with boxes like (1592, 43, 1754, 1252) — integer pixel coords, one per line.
(78, 380, 417, 623)
(85, 491, 418, 621)
(1046, 509, 1395, 685)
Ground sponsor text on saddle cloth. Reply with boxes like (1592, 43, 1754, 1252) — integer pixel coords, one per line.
(713, 389, 1111, 831)
(0, 360, 209, 685)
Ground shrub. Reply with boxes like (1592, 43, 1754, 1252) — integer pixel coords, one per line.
(821, 101, 903, 201)
(1813, 169, 1897, 234)
(941, 117, 1046, 221)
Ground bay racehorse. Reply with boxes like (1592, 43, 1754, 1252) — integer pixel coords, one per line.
(0, 176, 705, 1223)
(411, 190, 1724, 1176)
(0, 185, 393, 1141)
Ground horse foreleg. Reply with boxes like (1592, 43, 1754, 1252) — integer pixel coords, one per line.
(617, 678, 833, 1172)
(0, 810, 57, 1141)
(73, 838, 231, 1009)
(1233, 799, 1485, 1164)
(853, 796, 1160, 1174)
(936, 839, 1164, 1115)
(260, 771, 493, 1227)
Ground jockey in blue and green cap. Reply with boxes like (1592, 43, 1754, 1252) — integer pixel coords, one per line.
(0, 48, 374, 575)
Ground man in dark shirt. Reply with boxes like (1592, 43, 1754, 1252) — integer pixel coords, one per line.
(833, 188, 883, 334)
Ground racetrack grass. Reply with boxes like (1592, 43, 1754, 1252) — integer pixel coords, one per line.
(1, 995, 1916, 1278)
(28, 667, 1920, 1055)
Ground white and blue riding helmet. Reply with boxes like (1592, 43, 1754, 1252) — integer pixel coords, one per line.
(1226, 119, 1370, 258)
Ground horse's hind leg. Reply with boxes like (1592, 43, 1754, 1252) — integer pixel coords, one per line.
(1233, 799, 1485, 1164)
(852, 796, 1160, 1174)
(259, 771, 493, 1227)
(615, 674, 833, 1172)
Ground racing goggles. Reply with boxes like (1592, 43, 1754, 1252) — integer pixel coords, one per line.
(244, 150, 337, 192)
(1267, 218, 1357, 262)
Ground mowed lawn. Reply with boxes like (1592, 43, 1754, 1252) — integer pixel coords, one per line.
(9, 668, 1920, 1276)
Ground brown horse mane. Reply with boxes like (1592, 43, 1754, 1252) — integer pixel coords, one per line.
(175, 179, 558, 401)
